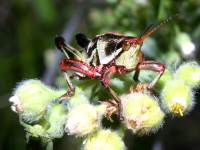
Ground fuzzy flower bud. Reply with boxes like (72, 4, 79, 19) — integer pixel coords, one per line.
(175, 61, 200, 87)
(45, 103, 68, 138)
(121, 93, 165, 135)
(20, 103, 68, 142)
(67, 87, 89, 109)
(9, 79, 65, 123)
(161, 79, 194, 117)
(155, 69, 173, 91)
(65, 104, 106, 136)
(26, 124, 47, 138)
(83, 129, 126, 150)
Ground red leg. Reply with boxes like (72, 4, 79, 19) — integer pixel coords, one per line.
(137, 60, 165, 89)
(58, 59, 101, 102)
(60, 59, 101, 78)
(100, 65, 129, 120)
(100, 65, 128, 87)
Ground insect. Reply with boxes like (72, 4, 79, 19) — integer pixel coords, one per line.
(55, 17, 174, 119)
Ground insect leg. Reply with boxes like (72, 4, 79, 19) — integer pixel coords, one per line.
(133, 65, 140, 81)
(59, 59, 101, 78)
(103, 83, 124, 121)
(136, 60, 165, 89)
(100, 66, 129, 120)
(58, 59, 101, 102)
(58, 72, 76, 102)
(69, 72, 86, 80)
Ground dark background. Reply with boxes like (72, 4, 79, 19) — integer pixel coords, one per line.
(0, 0, 200, 150)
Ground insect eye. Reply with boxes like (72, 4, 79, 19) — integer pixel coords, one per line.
(122, 42, 131, 51)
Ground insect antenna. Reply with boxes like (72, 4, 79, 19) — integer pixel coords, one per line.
(137, 14, 179, 44)
(139, 24, 154, 39)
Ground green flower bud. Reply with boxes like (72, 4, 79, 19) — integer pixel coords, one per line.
(9, 79, 65, 123)
(175, 61, 200, 87)
(67, 87, 89, 109)
(161, 79, 193, 117)
(26, 124, 47, 138)
(20, 119, 52, 147)
(155, 69, 173, 91)
(65, 104, 106, 136)
(83, 129, 126, 150)
(121, 93, 165, 135)
(45, 103, 68, 139)
(20, 103, 68, 143)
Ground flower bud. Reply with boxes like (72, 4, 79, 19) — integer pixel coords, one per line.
(65, 104, 106, 136)
(20, 119, 48, 139)
(9, 79, 65, 123)
(45, 103, 68, 138)
(20, 103, 68, 141)
(161, 79, 194, 117)
(121, 93, 164, 135)
(83, 129, 126, 150)
(175, 61, 200, 87)
(67, 87, 89, 109)
(155, 69, 173, 91)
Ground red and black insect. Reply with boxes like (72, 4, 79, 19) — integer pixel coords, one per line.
(55, 17, 173, 119)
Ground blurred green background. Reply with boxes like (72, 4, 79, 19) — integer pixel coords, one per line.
(0, 0, 200, 150)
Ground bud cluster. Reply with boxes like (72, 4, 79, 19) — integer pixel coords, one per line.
(8, 61, 200, 149)
(159, 62, 200, 117)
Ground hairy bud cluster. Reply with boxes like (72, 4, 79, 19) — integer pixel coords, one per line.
(8, 61, 200, 149)
(159, 62, 200, 117)
(9, 80, 65, 123)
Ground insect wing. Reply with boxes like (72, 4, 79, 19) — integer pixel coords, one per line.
(97, 38, 123, 64)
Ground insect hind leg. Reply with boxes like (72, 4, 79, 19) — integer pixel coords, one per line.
(133, 66, 140, 82)
(136, 60, 165, 89)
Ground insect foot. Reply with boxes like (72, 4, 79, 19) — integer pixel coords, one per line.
(101, 99, 119, 121)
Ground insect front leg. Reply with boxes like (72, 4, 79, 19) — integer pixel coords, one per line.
(58, 72, 76, 102)
(100, 65, 128, 120)
(136, 60, 165, 89)
(58, 59, 101, 102)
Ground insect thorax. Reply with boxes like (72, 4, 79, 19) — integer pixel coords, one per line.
(115, 45, 142, 69)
